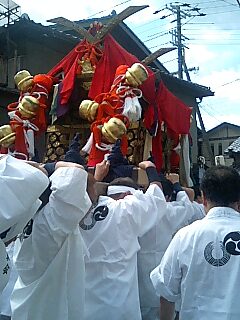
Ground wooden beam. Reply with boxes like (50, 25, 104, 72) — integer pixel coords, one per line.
(141, 47, 176, 65)
(94, 5, 149, 42)
(47, 17, 95, 43)
(48, 6, 149, 44)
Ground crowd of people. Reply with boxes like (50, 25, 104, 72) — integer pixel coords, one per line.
(0, 139, 240, 320)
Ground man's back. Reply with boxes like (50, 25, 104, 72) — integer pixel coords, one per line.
(138, 190, 194, 318)
(82, 184, 167, 320)
(11, 166, 92, 320)
(151, 206, 240, 320)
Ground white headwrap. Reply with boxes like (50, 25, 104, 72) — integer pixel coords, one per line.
(107, 185, 137, 196)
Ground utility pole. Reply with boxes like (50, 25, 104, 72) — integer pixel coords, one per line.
(168, 4, 191, 79)
(163, 3, 206, 80)
(176, 6, 183, 79)
(153, 3, 214, 178)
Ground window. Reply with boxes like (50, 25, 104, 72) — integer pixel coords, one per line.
(211, 144, 214, 156)
(218, 143, 222, 155)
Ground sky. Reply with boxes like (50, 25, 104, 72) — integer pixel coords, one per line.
(10, 0, 240, 130)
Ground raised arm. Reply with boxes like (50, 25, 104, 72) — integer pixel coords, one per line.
(115, 161, 168, 236)
(46, 162, 92, 234)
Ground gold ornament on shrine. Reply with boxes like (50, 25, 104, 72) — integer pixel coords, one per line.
(0, 125, 16, 148)
(18, 96, 40, 119)
(102, 117, 127, 143)
(14, 70, 34, 92)
(77, 58, 95, 90)
(79, 100, 99, 122)
(125, 63, 148, 87)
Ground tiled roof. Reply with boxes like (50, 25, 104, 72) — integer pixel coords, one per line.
(225, 137, 240, 154)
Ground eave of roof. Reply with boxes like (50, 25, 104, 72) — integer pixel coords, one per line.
(157, 70, 214, 98)
(207, 122, 240, 134)
(0, 18, 80, 44)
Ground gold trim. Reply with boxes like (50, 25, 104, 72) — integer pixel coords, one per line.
(19, 104, 37, 116)
(0, 133, 16, 144)
(17, 75, 33, 87)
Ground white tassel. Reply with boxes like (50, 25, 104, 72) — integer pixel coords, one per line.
(122, 96, 137, 122)
(122, 96, 142, 122)
(25, 129, 35, 158)
(81, 132, 93, 154)
(132, 96, 142, 121)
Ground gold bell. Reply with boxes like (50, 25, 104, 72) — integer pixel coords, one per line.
(79, 100, 99, 122)
(125, 63, 148, 87)
(0, 125, 16, 148)
(77, 59, 95, 81)
(18, 96, 39, 119)
(102, 117, 127, 144)
(14, 70, 34, 92)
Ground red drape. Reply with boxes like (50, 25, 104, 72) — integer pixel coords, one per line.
(48, 39, 88, 105)
(48, 35, 156, 107)
(156, 81, 192, 134)
(89, 35, 156, 104)
(151, 81, 192, 171)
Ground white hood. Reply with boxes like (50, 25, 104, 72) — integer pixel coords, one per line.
(0, 155, 49, 241)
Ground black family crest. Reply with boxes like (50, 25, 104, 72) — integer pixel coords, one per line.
(204, 231, 240, 267)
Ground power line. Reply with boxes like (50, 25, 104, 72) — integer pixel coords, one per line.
(219, 0, 239, 6)
(144, 31, 171, 42)
(199, 104, 222, 124)
(203, 9, 240, 14)
(148, 42, 171, 50)
(184, 32, 240, 34)
(190, 0, 232, 4)
(161, 57, 178, 64)
(197, 4, 234, 9)
(186, 43, 240, 45)
(87, 0, 132, 19)
(188, 37, 240, 39)
(216, 78, 240, 87)
(183, 28, 240, 30)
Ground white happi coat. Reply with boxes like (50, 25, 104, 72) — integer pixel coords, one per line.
(151, 207, 240, 320)
(11, 167, 92, 320)
(138, 191, 195, 319)
(82, 184, 168, 320)
(0, 242, 18, 317)
(0, 155, 49, 294)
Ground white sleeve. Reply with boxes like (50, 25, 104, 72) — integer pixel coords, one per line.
(45, 167, 92, 235)
(166, 191, 194, 233)
(187, 202, 205, 224)
(116, 184, 168, 237)
(150, 231, 182, 302)
(15, 167, 92, 283)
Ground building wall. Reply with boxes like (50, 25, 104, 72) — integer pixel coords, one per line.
(200, 124, 240, 167)
(6, 39, 75, 88)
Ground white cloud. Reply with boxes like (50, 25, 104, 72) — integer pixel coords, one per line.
(187, 44, 217, 65)
(15, 0, 122, 22)
(198, 110, 240, 131)
(194, 68, 240, 103)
